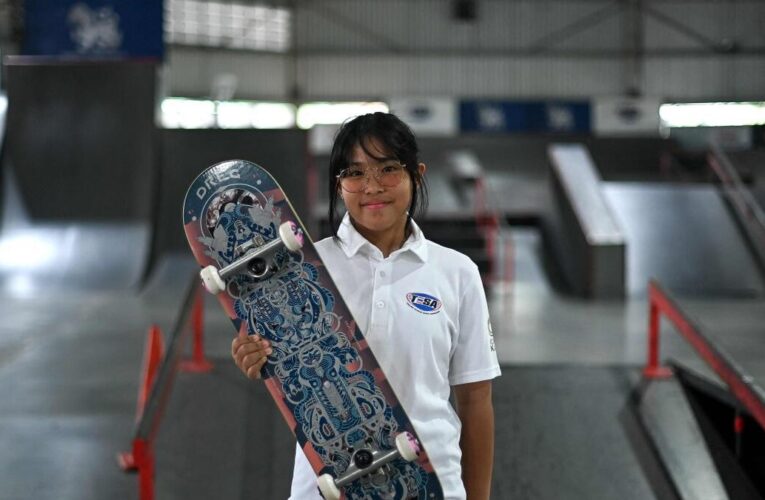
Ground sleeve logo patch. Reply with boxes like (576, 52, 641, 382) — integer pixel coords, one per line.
(488, 318, 496, 352)
(406, 293, 442, 314)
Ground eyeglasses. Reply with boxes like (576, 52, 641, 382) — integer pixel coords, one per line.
(336, 162, 407, 193)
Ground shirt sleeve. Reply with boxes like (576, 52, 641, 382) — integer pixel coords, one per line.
(449, 262, 502, 386)
(289, 443, 323, 500)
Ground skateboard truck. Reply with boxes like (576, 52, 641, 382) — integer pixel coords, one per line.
(317, 432, 421, 500)
(200, 221, 304, 294)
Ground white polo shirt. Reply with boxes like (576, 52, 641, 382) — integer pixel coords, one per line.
(289, 213, 501, 500)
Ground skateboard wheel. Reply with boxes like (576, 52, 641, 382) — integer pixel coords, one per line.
(317, 473, 341, 500)
(200, 265, 225, 294)
(395, 432, 420, 462)
(279, 221, 304, 252)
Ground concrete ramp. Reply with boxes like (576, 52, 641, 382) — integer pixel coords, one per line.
(638, 377, 729, 500)
(0, 60, 157, 295)
(604, 183, 765, 297)
(547, 144, 626, 298)
(0, 168, 150, 295)
(0, 223, 149, 295)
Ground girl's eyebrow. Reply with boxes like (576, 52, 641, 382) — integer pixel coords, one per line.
(349, 157, 397, 166)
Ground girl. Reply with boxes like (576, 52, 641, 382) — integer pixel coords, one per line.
(232, 112, 500, 499)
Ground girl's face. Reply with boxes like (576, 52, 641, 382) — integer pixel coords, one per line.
(339, 138, 422, 241)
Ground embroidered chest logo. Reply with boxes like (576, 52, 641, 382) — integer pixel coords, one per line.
(406, 293, 442, 315)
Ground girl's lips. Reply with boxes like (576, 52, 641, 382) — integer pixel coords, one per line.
(362, 201, 389, 210)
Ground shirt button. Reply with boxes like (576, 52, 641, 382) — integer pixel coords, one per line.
(376, 301, 385, 309)
(379, 271, 386, 277)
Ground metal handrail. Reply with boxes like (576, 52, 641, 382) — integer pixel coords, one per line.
(645, 279, 765, 431)
(136, 274, 201, 441)
(708, 144, 765, 272)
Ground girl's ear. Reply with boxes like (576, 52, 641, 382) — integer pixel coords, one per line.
(415, 162, 427, 185)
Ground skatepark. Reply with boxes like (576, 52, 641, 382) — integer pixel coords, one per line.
(2, 2, 765, 499)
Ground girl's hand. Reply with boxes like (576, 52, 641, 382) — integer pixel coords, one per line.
(231, 332, 272, 380)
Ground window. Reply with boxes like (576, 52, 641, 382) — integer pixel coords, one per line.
(161, 98, 216, 128)
(660, 102, 765, 128)
(160, 98, 387, 130)
(165, 0, 291, 52)
(296, 102, 389, 129)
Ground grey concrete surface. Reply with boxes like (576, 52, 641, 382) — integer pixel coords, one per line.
(604, 183, 765, 297)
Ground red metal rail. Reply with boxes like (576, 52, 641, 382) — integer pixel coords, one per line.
(119, 280, 212, 500)
(472, 176, 511, 285)
(644, 280, 765, 431)
(180, 286, 214, 373)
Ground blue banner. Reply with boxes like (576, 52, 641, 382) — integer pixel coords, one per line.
(460, 100, 591, 133)
(23, 0, 164, 59)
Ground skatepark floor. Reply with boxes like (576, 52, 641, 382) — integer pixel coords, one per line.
(3, 225, 749, 500)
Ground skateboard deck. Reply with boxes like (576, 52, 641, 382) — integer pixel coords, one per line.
(183, 160, 443, 499)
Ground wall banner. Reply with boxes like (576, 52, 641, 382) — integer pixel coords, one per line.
(23, 0, 164, 59)
(459, 100, 591, 133)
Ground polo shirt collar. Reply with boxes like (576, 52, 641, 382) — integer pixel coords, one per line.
(336, 212, 428, 262)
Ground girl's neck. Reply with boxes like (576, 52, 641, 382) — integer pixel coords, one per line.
(352, 218, 409, 258)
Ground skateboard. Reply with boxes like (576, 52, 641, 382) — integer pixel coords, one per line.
(183, 160, 443, 499)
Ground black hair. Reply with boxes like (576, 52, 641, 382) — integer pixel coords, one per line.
(327, 112, 428, 238)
